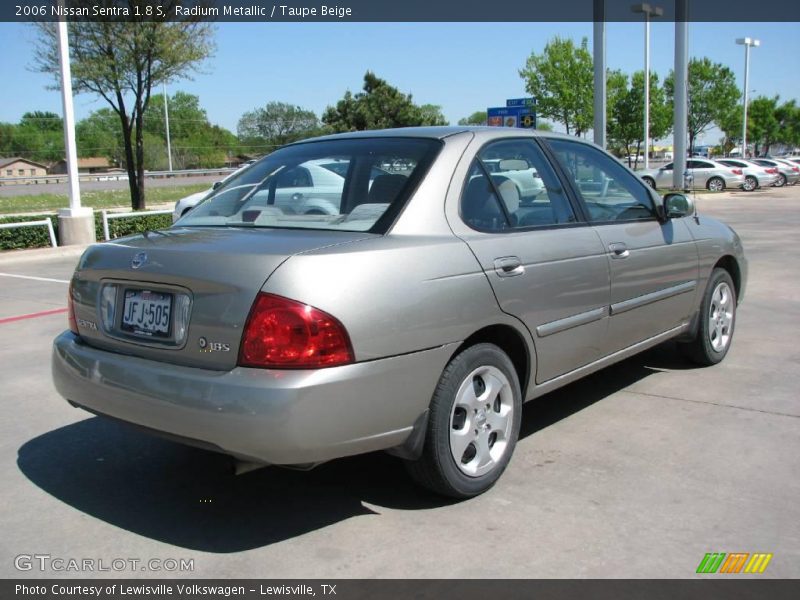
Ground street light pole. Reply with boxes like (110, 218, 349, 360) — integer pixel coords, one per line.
(673, 0, 689, 191)
(632, 3, 663, 170)
(163, 83, 173, 172)
(593, 0, 606, 149)
(56, 0, 94, 245)
(736, 38, 760, 159)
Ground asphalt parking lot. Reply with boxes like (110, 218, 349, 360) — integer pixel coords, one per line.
(0, 185, 798, 579)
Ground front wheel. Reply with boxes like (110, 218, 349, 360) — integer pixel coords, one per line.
(706, 177, 725, 192)
(679, 268, 737, 366)
(404, 344, 522, 498)
(642, 176, 657, 190)
(743, 176, 758, 192)
(774, 173, 787, 187)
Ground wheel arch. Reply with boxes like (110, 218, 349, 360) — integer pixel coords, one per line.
(451, 324, 533, 400)
(713, 255, 742, 302)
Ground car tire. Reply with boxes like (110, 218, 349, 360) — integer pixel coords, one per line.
(642, 176, 657, 190)
(776, 173, 787, 187)
(706, 177, 725, 192)
(404, 343, 522, 499)
(678, 268, 737, 366)
(743, 176, 758, 192)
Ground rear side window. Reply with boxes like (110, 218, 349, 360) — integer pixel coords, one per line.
(177, 138, 441, 233)
(547, 139, 656, 223)
(461, 138, 576, 232)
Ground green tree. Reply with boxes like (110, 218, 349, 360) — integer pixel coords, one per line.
(458, 111, 487, 126)
(143, 91, 209, 140)
(775, 100, 800, 149)
(237, 101, 320, 148)
(718, 104, 743, 155)
(418, 104, 448, 126)
(33, 8, 215, 210)
(747, 96, 780, 156)
(536, 121, 554, 131)
(143, 92, 238, 169)
(322, 71, 446, 132)
(519, 36, 594, 136)
(608, 71, 670, 168)
(1, 111, 65, 163)
(76, 108, 123, 163)
(665, 57, 740, 154)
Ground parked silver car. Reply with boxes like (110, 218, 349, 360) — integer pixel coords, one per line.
(717, 158, 779, 191)
(639, 158, 746, 191)
(748, 158, 800, 187)
(53, 127, 747, 498)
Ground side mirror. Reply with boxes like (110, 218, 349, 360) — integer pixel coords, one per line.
(663, 193, 695, 219)
(212, 180, 223, 190)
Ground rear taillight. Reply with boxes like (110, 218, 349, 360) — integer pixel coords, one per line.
(767, 168, 778, 174)
(67, 280, 78, 335)
(238, 293, 354, 369)
(731, 169, 743, 175)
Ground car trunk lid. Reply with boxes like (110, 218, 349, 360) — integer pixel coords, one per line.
(70, 227, 373, 370)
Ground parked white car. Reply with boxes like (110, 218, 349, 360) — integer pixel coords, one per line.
(172, 166, 243, 223)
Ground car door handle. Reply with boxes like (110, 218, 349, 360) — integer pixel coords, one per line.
(494, 256, 525, 277)
(608, 243, 630, 259)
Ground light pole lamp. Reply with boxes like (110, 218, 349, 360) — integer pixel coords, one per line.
(736, 37, 760, 158)
(632, 3, 663, 170)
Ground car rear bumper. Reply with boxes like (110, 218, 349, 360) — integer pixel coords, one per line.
(52, 332, 456, 465)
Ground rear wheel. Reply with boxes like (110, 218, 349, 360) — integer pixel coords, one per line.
(404, 344, 522, 498)
(743, 176, 757, 192)
(679, 268, 736, 366)
(706, 177, 725, 192)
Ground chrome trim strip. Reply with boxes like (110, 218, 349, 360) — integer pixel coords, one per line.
(529, 322, 690, 399)
(536, 306, 607, 338)
(610, 280, 697, 315)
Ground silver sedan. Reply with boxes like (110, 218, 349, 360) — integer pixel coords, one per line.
(748, 158, 800, 187)
(53, 127, 747, 498)
(639, 158, 746, 191)
(717, 159, 779, 191)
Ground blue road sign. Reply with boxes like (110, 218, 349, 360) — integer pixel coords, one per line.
(487, 106, 536, 129)
(506, 97, 537, 108)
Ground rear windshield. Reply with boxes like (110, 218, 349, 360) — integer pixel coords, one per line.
(176, 138, 441, 233)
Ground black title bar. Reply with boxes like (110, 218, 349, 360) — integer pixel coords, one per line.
(3, 0, 800, 23)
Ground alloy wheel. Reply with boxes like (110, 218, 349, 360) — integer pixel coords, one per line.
(708, 282, 734, 352)
(449, 365, 514, 477)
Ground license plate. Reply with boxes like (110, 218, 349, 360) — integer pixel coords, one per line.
(121, 289, 172, 337)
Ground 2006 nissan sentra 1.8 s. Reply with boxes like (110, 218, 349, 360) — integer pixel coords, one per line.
(53, 127, 747, 498)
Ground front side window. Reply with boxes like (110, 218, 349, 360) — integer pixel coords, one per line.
(547, 139, 657, 223)
(177, 138, 440, 233)
(461, 138, 575, 231)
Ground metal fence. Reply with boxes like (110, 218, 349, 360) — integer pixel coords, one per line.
(0, 219, 58, 247)
(101, 209, 173, 241)
(0, 167, 235, 187)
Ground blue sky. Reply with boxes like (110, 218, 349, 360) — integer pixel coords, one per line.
(1, 21, 798, 146)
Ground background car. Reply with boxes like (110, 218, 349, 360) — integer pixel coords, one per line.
(171, 165, 245, 223)
(54, 127, 746, 499)
(638, 159, 745, 191)
(717, 158, 779, 191)
(748, 158, 800, 187)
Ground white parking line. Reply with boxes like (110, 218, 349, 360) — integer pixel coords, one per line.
(0, 272, 70, 284)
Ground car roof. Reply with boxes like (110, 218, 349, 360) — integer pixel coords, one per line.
(292, 126, 580, 146)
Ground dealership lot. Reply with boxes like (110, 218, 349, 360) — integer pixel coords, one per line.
(0, 186, 798, 578)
